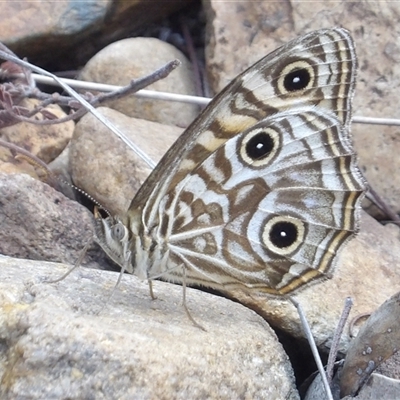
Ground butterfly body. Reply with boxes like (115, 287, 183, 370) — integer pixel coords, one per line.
(94, 28, 366, 298)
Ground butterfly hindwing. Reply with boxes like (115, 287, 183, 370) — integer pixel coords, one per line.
(154, 108, 364, 294)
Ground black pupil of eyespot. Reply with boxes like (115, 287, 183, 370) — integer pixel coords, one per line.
(269, 221, 298, 248)
(283, 68, 310, 91)
(245, 132, 274, 160)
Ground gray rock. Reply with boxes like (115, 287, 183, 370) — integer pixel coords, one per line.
(0, 173, 106, 269)
(0, 256, 299, 400)
(79, 38, 200, 128)
(1, 1, 192, 70)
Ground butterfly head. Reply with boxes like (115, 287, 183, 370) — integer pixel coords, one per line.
(93, 207, 134, 274)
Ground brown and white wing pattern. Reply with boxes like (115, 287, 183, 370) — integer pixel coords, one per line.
(143, 108, 365, 295)
(94, 28, 365, 297)
(135, 28, 357, 220)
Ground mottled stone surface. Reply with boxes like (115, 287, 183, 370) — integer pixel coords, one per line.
(0, 256, 299, 400)
(79, 38, 200, 127)
(1, 0, 192, 70)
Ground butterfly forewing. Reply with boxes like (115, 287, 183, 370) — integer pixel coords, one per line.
(134, 28, 357, 218)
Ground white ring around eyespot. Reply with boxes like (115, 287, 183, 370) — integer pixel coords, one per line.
(239, 127, 281, 168)
(262, 215, 305, 255)
(277, 60, 315, 95)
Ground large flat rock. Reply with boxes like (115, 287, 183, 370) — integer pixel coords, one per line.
(0, 256, 299, 400)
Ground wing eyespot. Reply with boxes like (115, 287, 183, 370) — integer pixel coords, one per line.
(239, 127, 281, 168)
(277, 60, 315, 95)
(262, 216, 305, 255)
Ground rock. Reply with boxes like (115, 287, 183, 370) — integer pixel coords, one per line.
(203, 1, 294, 92)
(352, 124, 400, 217)
(0, 256, 299, 400)
(305, 371, 400, 400)
(340, 291, 400, 397)
(342, 373, 400, 400)
(306, 366, 400, 400)
(0, 99, 74, 178)
(203, 1, 400, 214)
(304, 291, 400, 399)
(1, 0, 192, 70)
(376, 348, 400, 380)
(0, 173, 109, 270)
(79, 37, 200, 127)
(69, 107, 183, 216)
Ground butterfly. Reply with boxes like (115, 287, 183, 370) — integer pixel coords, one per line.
(93, 28, 366, 302)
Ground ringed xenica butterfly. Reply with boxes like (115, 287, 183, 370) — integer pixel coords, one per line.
(92, 28, 366, 314)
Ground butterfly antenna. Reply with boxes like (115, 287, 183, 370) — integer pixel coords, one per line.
(289, 297, 334, 400)
(66, 182, 112, 217)
(0, 136, 111, 217)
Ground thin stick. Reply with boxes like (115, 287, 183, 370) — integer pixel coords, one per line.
(180, 16, 203, 98)
(352, 116, 400, 126)
(27, 74, 400, 127)
(0, 45, 183, 169)
(290, 297, 333, 400)
(348, 312, 371, 338)
(30, 74, 211, 106)
(326, 297, 353, 385)
(366, 185, 400, 223)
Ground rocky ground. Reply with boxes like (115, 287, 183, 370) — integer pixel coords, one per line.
(0, 1, 399, 399)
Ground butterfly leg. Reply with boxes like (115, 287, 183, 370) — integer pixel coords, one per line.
(45, 239, 92, 283)
(94, 251, 132, 315)
(148, 280, 157, 300)
(181, 265, 206, 331)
